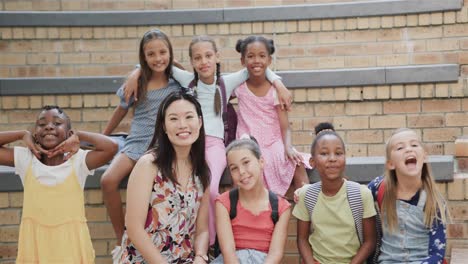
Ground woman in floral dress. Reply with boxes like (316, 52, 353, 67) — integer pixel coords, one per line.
(120, 91, 210, 264)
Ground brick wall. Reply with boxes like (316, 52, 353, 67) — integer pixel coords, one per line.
(0, 0, 467, 263)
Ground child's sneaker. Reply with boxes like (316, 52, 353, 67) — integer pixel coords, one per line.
(111, 245, 124, 264)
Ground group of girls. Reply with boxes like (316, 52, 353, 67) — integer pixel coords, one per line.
(0, 27, 449, 264)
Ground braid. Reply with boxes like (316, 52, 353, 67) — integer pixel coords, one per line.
(193, 70, 199, 84)
(214, 62, 222, 115)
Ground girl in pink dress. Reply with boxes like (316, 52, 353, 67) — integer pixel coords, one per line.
(234, 36, 310, 196)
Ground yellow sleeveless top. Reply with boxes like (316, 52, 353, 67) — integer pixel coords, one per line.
(16, 158, 95, 264)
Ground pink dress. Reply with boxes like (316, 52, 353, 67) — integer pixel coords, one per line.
(235, 82, 311, 195)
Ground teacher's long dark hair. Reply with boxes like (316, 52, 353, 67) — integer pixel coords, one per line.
(147, 91, 210, 190)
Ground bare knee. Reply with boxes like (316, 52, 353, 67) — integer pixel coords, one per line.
(100, 171, 122, 193)
(101, 155, 135, 193)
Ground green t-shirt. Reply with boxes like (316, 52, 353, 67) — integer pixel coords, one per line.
(292, 180, 376, 264)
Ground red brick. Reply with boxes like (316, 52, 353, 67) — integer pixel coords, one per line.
(289, 118, 303, 131)
(284, 236, 299, 254)
(291, 131, 314, 145)
(85, 189, 103, 204)
(346, 144, 367, 157)
(333, 116, 368, 130)
(0, 209, 21, 225)
(85, 206, 108, 222)
(8, 192, 23, 208)
(448, 223, 468, 238)
(412, 53, 443, 65)
(446, 113, 468, 127)
(407, 114, 444, 128)
(334, 44, 363, 56)
(425, 143, 445, 155)
(92, 240, 109, 256)
(346, 130, 383, 144)
(370, 115, 406, 129)
(423, 128, 461, 142)
(455, 137, 468, 157)
(449, 202, 468, 220)
(457, 158, 468, 172)
(88, 222, 115, 239)
(0, 243, 17, 259)
(368, 144, 386, 156)
(8, 110, 40, 123)
(345, 102, 382, 115)
(314, 103, 345, 117)
(0, 226, 19, 242)
(282, 254, 300, 264)
(303, 117, 332, 131)
(422, 99, 461, 112)
(0, 193, 9, 208)
(448, 179, 466, 200)
(290, 104, 315, 118)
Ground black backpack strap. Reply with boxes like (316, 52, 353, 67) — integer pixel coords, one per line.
(268, 191, 279, 225)
(229, 188, 239, 220)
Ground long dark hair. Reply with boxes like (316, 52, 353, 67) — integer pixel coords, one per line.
(137, 29, 174, 104)
(188, 35, 222, 115)
(147, 91, 210, 190)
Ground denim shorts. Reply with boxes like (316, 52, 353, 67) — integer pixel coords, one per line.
(211, 249, 267, 264)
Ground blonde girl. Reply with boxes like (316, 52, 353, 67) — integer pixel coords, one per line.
(368, 128, 448, 263)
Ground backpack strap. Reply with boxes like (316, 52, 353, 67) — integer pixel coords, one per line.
(268, 190, 279, 225)
(346, 181, 364, 245)
(229, 188, 239, 220)
(229, 188, 279, 225)
(304, 182, 322, 219)
(377, 180, 385, 210)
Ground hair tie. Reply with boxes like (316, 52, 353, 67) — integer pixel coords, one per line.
(317, 128, 334, 136)
(239, 134, 251, 140)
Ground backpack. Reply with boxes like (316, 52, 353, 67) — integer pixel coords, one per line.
(304, 181, 378, 264)
(229, 188, 279, 224)
(188, 77, 237, 146)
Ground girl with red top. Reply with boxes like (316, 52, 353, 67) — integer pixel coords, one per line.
(213, 135, 291, 264)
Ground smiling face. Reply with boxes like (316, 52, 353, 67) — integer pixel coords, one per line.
(34, 109, 71, 150)
(386, 130, 426, 179)
(143, 38, 171, 75)
(163, 99, 202, 148)
(190, 41, 220, 84)
(311, 134, 346, 182)
(241, 41, 272, 78)
(227, 148, 264, 191)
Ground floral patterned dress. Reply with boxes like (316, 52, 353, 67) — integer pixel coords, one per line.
(121, 170, 203, 263)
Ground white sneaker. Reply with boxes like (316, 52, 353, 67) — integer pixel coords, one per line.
(111, 245, 124, 264)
